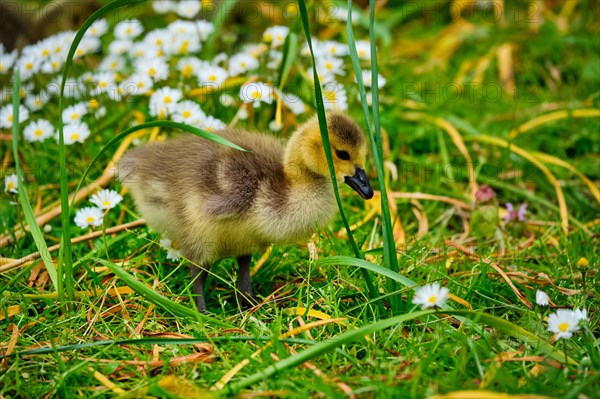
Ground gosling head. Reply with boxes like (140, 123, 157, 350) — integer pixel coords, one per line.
(285, 112, 374, 200)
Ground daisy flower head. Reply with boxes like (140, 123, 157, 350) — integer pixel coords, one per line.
(176, 0, 201, 18)
(172, 100, 206, 126)
(90, 189, 123, 210)
(4, 174, 18, 194)
(0, 104, 29, 128)
(228, 53, 259, 77)
(547, 309, 581, 340)
(359, 70, 387, 88)
(263, 25, 289, 48)
(0, 48, 18, 74)
(178, 57, 205, 78)
(74, 36, 101, 59)
(152, 0, 177, 14)
(322, 82, 348, 111)
(91, 72, 117, 96)
(124, 73, 154, 95)
(99, 55, 125, 72)
(109, 39, 133, 56)
(200, 115, 226, 132)
(149, 87, 183, 118)
(24, 119, 54, 142)
(62, 103, 88, 123)
(74, 207, 104, 229)
(322, 40, 348, 57)
(25, 91, 49, 112)
(87, 18, 108, 38)
(17, 53, 41, 81)
(136, 57, 169, 82)
(535, 289, 550, 306)
(114, 19, 144, 40)
(316, 55, 345, 77)
(160, 237, 181, 261)
(240, 82, 274, 107)
(280, 91, 306, 115)
(63, 121, 91, 145)
(412, 282, 450, 309)
(355, 40, 371, 60)
(195, 20, 214, 41)
(198, 65, 229, 87)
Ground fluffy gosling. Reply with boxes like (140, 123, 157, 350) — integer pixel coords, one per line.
(119, 112, 373, 312)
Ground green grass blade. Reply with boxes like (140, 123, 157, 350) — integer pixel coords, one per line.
(346, 2, 400, 309)
(318, 256, 416, 288)
(94, 258, 231, 327)
(204, 0, 240, 56)
(228, 308, 575, 391)
(278, 32, 298, 90)
(10, 71, 59, 291)
(70, 120, 246, 209)
(57, 0, 147, 306)
(297, 0, 379, 306)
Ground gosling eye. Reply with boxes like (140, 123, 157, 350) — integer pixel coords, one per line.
(335, 149, 350, 161)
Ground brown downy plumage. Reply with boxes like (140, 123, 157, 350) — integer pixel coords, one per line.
(118, 112, 373, 312)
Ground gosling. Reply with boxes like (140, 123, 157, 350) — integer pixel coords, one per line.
(119, 112, 373, 312)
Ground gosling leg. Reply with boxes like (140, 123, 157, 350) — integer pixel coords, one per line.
(237, 255, 258, 309)
(190, 265, 209, 313)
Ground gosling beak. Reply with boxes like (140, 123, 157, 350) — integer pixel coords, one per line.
(344, 167, 374, 200)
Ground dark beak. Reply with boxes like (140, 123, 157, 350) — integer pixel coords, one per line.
(344, 167, 373, 200)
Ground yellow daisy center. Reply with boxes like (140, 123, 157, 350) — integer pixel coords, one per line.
(71, 113, 79, 120)
(148, 67, 156, 76)
(99, 81, 108, 88)
(324, 91, 337, 101)
(325, 62, 333, 70)
(182, 110, 191, 118)
(251, 91, 261, 100)
(358, 50, 366, 56)
(102, 200, 111, 207)
(264, 33, 273, 42)
(34, 129, 43, 136)
(85, 216, 95, 223)
(182, 66, 193, 77)
(8, 115, 13, 122)
(558, 322, 569, 332)
(427, 295, 438, 304)
(25, 63, 33, 70)
(42, 49, 50, 57)
(164, 96, 172, 103)
(71, 133, 80, 140)
(7, 181, 15, 190)
(208, 74, 217, 82)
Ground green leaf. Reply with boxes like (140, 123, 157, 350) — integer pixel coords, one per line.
(94, 258, 232, 327)
(11, 70, 59, 291)
(278, 32, 299, 90)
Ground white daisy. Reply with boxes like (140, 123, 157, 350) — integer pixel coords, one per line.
(359, 70, 387, 88)
(573, 308, 588, 323)
(90, 189, 123, 210)
(74, 207, 104, 228)
(24, 119, 54, 142)
(108, 39, 133, 55)
(281, 92, 306, 115)
(91, 72, 117, 96)
(99, 55, 125, 72)
(160, 238, 181, 261)
(535, 289, 550, 306)
(0, 104, 29, 128)
(228, 53, 259, 76)
(172, 100, 206, 125)
(4, 174, 18, 194)
(200, 115, 226, 132)
(195, 20, 214, 41)
(240, 82, 274, 107)
(114, 19, 144, 40)
(125, 73, 154, 95)
(0, 49, 18, 74)
(25, 91, 48, 112)
(136, 58, 169, 82)
(547, 309, 581, 340)
(198, 65, 229, 87)
(322, 82, 348, 111)
(175, 0, 201, 18)
(62, 103, 88, 123)
(149, 87, 183, 118)
(321, 40, 348, 57)
(263, 25, 289, 48)
(74, 36, 101, 59)
(178, 57, 205, 78)
(316, 55, 345, 76)
(412, 282, 449, 309)
(152, 0, 177, 14)
(16, 54, 41, 81)
(87, 18, 108, 37)
(63, 121, 91, 145)
(355, 40, 371, 60)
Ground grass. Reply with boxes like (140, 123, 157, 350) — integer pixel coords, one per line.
(1, 0, 599, 398)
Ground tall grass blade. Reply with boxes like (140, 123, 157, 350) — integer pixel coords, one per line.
(228, 308, 575, 391)
(94, 258, 231, 327)
(278, 32, 298, 90)
(57, 0, 147, 306)
(10, 71, 59, 291)
(346, 1, 400, 309)
(297, 0, 379, 305)
(318, 256, 416, 288)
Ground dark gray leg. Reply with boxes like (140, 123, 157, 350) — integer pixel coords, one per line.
(237, 255, 257, 309)
(190, 265, 209, 313)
